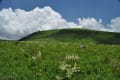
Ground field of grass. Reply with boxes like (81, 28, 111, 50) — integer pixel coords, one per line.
(0, 29, 120, 80)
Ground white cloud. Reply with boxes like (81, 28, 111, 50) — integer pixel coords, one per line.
(107, 17, 120, 32)
(78, 18, 104, 30)
(0, 6, 120, 40)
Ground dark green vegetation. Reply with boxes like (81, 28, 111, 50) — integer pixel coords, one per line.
(0, 29, 120, 80)
(21, 29, 120, 44)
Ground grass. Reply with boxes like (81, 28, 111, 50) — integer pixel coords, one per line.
(21, 29, 120, 44)
(0, 29, 120, 80)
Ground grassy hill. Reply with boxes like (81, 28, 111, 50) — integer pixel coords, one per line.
(20, 29, 120, 44)
(0, 29, 120, 80)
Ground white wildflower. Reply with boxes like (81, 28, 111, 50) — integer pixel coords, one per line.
(55, 75, 63, 80)
(66, 69, 73, 78)
(59, 62, 71, 71)
(32, 56, 36, 60)
(71, 63, 80, 73)
(38, 50, 42, 57)
(65, 55, 79, 61)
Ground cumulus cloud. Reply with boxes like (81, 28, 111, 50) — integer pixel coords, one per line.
(107, 17, 120, 32)
(78, 18, 104, 30)
(0, 7, 74, 40)
(0, 6, 120, 40)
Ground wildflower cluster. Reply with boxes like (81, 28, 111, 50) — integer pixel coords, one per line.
(55, 75, 63, 80)
(56, 54, 80, 80)
(65, 55, 79, 61)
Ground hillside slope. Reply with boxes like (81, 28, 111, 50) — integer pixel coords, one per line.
(20, 29, 120, 44)
(0, 29, 120, 80)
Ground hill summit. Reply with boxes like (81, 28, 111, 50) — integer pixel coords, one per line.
(20, 29, 120, 44)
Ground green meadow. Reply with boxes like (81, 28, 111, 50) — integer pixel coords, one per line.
(0, 29, 120, 80)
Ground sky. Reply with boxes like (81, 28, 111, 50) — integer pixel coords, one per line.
(0, 0, 120, 40)
(0, 0, 120, 24)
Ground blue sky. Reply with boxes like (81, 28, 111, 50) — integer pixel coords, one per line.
(0, 0, 120, 24)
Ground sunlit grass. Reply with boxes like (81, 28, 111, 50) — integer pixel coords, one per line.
(0, 29, 120, 80)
